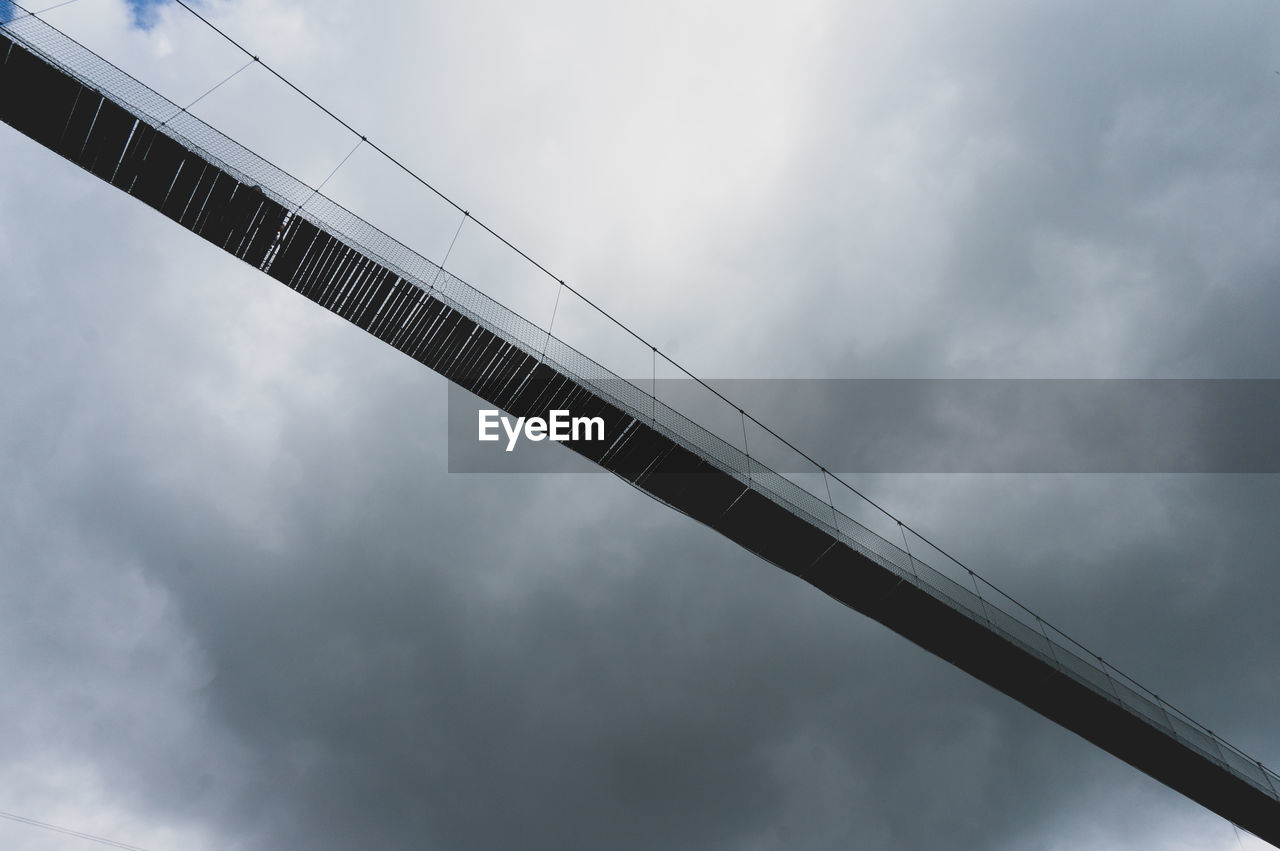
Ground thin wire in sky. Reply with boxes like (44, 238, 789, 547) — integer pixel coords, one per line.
(0, 808, 149, 850)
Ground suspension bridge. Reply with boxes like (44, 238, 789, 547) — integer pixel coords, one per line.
(2, 2, 1278, 844)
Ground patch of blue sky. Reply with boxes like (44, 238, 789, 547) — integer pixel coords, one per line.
(126, 0, 166, 29)
(1, 0, 166, 27)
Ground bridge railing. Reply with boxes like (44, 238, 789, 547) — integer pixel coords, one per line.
(4, 0, 1276, 804)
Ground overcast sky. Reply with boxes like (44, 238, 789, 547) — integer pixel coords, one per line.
(2, 0, 1280, 848)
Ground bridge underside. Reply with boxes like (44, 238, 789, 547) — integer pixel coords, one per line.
(2, 22, 1277, 845)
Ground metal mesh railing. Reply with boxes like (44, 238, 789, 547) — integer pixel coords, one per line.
(4, 1, 1277, 803)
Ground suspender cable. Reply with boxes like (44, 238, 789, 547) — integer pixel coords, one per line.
(160, 56, 257, 127)
(538, 281, 563, 366)
(897, 521, 921, 582)
(651, 346, 657, 425)
(427, 210, 468, 294)
(3, 0, 84, 24)
(822, 467, 839, 531)
(294, 136, 363, 215)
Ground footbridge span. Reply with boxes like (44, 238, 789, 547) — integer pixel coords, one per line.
(2, 4, 1277, 842)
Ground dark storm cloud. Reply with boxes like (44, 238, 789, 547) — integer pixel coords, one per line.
(724, 0, 1280, 382)
(2, 1, 1280, 849)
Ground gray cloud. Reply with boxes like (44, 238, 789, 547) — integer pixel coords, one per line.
(1, 1, 1279, 849)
